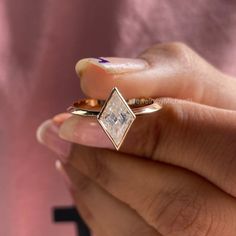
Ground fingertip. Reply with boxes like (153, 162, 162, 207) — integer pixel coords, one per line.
(75, 57, 148, 77)
(59, 115, 114, 149)
(75, 58, 91, 78)
(52, 113, 72, 126)
(36, 119, 52, 144)
(75, 57, 149, 99)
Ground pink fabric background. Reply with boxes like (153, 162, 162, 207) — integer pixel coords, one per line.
(1, 0, 236, 235)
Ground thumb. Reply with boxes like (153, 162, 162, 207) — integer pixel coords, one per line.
(76, 42, 236, 109)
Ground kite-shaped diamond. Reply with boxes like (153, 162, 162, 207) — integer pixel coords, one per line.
(97, 87, 136, 150)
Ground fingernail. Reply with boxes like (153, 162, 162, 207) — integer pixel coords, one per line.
(59, 116, 113, 149)
(76, 57, 148, 76)
(52, 113, 72, 126)
(36, 119, 71, 162)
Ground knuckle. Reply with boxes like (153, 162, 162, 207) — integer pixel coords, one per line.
(156, 100, 188, 136)
(160, 101, 187, 124)
(143, 188, 213, 236)
(169, 41, 190, 53)
(170, 42, 194, 69)
(159, 42, 192, 58)
(143, 41, 192, 60)
(152, 100, 189, 158)
(157, 100, 203, 138)
(124, 115, 159, 157)
(141, 41, 196, 74)
(161, 42, 194, 72)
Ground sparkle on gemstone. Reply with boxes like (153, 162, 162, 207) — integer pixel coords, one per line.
(97, 87, 136, 150)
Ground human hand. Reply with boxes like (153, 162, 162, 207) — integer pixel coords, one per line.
(37, 42, 236, 236)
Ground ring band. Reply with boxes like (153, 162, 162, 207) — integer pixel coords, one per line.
(68, 97, 160, 116)
(67, 87, 162, 150)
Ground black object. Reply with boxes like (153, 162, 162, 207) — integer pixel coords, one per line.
(54, 206, 90, 236)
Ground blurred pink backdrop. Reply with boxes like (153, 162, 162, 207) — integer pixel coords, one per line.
(1, 0, 236, 235)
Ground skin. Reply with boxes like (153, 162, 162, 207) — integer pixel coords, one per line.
(38, 42, 236, 236)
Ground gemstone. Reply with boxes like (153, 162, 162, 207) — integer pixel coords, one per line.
(97, 88, 136, 150)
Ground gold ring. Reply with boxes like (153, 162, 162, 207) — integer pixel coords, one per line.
(67, 87, 162, 150)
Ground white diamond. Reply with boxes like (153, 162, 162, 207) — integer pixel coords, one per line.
(97, 88, 136, 150)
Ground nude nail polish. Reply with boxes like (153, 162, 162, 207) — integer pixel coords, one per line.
(76, 57, 148, 75)
(36, 119, 71, 162)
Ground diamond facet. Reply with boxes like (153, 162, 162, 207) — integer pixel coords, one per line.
(97, 88, 136, 150)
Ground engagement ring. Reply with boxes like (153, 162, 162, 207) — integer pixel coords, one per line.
(67, 87, 162, 150)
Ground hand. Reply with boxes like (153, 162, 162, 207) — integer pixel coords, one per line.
(37, 42, 236, 236)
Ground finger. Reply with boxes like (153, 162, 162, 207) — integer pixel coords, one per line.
(52, 113, 72, 125)
(56, 161, 107, 236)
(70, 193, 105, 236)
(56, 161, 160, 236)
(68, 144, 236, 236)
(76, 42, 236, 109)
(59, 98, 236, 197)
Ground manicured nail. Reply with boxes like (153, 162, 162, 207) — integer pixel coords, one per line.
(36, 119, 72, 162)
(52, 113, 72, 126)
(76, 57, 148, 76)
(59, 116, 113, 149)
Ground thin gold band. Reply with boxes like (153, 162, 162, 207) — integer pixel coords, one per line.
(67, 87, 162, 150)
(68, 98, 162, 116)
